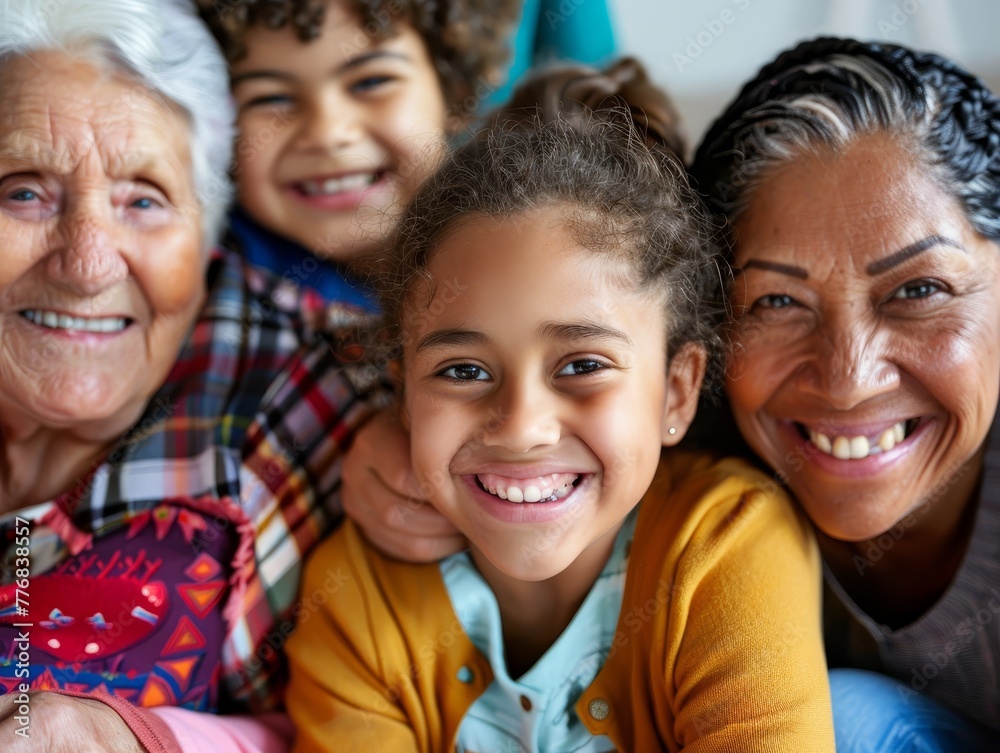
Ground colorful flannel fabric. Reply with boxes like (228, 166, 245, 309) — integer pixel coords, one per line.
(0, 246, 382, 712)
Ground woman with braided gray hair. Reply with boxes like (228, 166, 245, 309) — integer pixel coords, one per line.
(690, 37, 1000, 752)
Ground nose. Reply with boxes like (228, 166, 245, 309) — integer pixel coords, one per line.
(46, 201, 129, 297)
(296, 90, 364, 153)
(797, 316, 899, 409)
(481, 379, 562, 454)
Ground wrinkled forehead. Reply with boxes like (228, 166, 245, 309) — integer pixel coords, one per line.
(0, 50, 192, 178)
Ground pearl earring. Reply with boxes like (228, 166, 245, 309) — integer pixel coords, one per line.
(668, 427, 677, 435)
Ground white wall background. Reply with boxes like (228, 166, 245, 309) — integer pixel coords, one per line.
(611, 0, 1000, 151)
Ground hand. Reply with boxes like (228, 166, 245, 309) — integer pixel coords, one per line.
(0, 691, 146, 752)
(342, 409, 466, 562)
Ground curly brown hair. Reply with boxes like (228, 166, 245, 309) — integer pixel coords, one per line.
(196, 0, 520, 116)
(375, 59, 727, 392)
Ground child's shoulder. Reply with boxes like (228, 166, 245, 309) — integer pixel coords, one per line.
(636, 449, 813, 556)
(301, 519, 457, 638)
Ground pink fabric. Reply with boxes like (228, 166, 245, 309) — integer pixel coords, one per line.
(51, 689, 179, 753)
(152, 708, 293, 753)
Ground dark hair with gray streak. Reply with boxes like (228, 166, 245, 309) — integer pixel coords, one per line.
(690, 37, 1000, 250)
(374, 58, 727, 389)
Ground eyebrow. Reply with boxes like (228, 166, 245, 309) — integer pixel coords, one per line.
(414, 321, 634, 354)
(415, 329, 492, 354)
(539, 321, 634, 347)
(231, 51, 411, 86)
(738, 260, 809, 279)
(865, 235, 966, 275)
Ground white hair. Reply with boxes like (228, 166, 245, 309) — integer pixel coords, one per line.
(0, 0, 235, 248)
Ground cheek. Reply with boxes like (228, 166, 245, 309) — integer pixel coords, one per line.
(405, 389, 455, 477)
(725, 345, 778, 412)
(0, 225, 45, 290)
(234, 114, 284, 175)
(382, 96, 446, 180)
(914, 314, 1000, 419)
(584, 388, 663, 482)
(136, 230, 207, 316)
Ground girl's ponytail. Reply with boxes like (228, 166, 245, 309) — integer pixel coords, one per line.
(488, 57, 686, 158)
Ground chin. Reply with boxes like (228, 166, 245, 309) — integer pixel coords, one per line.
(32, 373, 140, 427)
(798, 491, 914, 543)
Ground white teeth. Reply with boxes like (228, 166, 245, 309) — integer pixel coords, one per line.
(878, 427, 896, 452)
(849, 435, 870, 460)
(808, 421, 910, 460)
(301, 173, 375, 196)
(22, 309, 128, 333)
(832, 436, 852, 460)
(810, 431, 832, 454)
(477, 473, 579, 504)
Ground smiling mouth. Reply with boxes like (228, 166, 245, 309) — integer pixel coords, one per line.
(294, 172, 381, 197)
(21, 309, 132, 334)
(795, 418, 920, 460)
(475, 472, 583, 503)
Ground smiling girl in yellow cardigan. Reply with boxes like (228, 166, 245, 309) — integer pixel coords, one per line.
(286, 61, 834, 753)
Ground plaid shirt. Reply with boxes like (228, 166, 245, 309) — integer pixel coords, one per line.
(0, 246, 382, 711)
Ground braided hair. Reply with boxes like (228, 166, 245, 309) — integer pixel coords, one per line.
(689, 37, 1000, 249)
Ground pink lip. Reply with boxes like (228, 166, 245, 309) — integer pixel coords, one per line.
(780, 419, 931, 478)
(16, 312, 134, 346)
(461, 473, 590, 524)
(284, 172, 390, 212)
(796, 418, 911, 437)
(466, 463, 588, 479)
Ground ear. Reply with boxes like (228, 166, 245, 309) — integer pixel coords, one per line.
(660, 342, 708, 446)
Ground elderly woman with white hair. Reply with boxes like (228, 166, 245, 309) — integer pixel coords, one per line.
(0, 0, 377, 750)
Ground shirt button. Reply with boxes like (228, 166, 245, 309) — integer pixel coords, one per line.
(456, 666, 474, 684)
(588, 698, 610, 721)
(519, 694, 532, 711)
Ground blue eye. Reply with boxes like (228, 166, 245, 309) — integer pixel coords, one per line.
(754, 294, 796, 309)
(892, 280, 942, 299)
(130, 197, 158, 210)
(439, 364, 491, 381)
(557, 360, 604, 376)
(10, 189, 37, 202)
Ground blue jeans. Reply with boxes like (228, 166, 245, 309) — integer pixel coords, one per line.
(830, 668, 998, 753)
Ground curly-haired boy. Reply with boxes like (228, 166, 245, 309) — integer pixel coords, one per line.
(198, 0, 519, 309)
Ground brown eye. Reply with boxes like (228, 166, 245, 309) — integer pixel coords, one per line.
(439, 364, 490, 381)
(892, 280, 942, 300)
(557, 360, 603, 376)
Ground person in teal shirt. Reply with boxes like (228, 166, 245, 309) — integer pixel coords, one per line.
(487, 0, 617, 106)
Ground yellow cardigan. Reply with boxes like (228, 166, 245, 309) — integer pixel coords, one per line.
(287, 452, 834, 752)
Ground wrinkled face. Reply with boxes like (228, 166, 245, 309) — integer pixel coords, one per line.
(0, 51, 206, 435)
(403, 208, 703, 582)
(231, 0, 449, 261)
(727, 132, 1000, 541)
